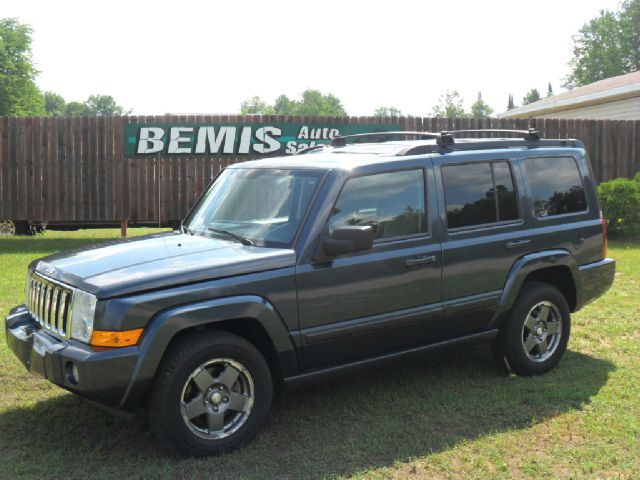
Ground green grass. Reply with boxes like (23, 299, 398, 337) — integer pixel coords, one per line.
(1, 229, 638, 479)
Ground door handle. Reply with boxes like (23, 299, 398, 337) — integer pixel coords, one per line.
(506, 239, 531, 249)
(405, 255, 436, 267)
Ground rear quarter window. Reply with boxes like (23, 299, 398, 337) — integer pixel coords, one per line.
(524, 157, 587, 217)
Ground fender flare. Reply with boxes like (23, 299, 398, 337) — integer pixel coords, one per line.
(488, 249, 580, 329)
(119, 295, 297, 410)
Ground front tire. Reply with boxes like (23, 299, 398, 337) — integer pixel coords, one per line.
(146, 330, 273, 456)
(493, 282, 571, 376)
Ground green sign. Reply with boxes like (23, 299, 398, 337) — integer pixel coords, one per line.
(124, 122, 401, 156)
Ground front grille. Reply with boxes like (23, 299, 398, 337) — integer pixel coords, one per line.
(27, 273, 73, 339)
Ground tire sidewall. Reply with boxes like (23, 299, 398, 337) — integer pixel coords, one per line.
(501, 283, 571, 376)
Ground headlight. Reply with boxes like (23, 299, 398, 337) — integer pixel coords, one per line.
(70, 289, 97, 343)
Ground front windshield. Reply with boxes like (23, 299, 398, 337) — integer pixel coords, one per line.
(186, 168, 324, 247)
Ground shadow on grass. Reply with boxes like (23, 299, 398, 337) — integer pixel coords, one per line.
(0, 347, 613, 480)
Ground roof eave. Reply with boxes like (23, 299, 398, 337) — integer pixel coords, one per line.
(498, 83, 640, 118)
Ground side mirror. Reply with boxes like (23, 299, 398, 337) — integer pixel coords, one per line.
(322, 226, 374, 257)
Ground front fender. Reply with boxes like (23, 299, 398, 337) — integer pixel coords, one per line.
(119, 295, 297, 410)
(489, 249, 579, 329)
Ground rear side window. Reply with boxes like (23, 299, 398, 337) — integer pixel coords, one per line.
(442, 161, 519, 229)
(329, 169, 426, 240)
(525, 157, 587, 217)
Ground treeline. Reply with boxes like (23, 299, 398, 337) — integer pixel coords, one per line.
(1, 0, 637, 118)
(0, 18, 128, 116)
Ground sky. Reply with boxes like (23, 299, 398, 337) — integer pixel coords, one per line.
(4, 0, 623, 116)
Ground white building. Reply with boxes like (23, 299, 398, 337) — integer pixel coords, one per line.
(499, 71, 640, 120)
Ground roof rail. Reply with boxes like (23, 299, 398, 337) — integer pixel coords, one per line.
(441, 128, 540, 141)
(295, 144, 328, 155)
(331, 131, 441, 147)
(399, 138, 577, 157)
(330, 128, 540, 148)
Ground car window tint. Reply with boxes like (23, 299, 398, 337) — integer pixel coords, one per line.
(442, 163, 496, 228)
(329, 170, 426, 240)
(492, 161, 519, 221)
(525, 157, 587, 217)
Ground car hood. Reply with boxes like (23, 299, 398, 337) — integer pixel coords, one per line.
(31, 232, 296, 298)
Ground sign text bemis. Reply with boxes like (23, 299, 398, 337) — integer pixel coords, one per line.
(124, 123, 401, 156)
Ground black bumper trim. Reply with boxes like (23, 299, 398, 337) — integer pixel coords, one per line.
(576, 258, 616, 310)
(5, 306, 140, 410)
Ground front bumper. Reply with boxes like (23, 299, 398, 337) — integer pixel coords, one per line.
(576, 257, 616, 310)
(5, 306, 139, 409)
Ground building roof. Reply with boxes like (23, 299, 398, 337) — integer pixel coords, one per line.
(499, 70, 640, 118)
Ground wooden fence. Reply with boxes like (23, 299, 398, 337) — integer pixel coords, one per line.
(0, 115, 638, 224)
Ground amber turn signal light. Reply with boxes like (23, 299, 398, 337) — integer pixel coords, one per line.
(90, 328, 144, 348)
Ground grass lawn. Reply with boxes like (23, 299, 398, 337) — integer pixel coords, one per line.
(0, 229, 638, 479)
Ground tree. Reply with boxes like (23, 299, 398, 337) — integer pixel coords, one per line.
(240, 89, 347, 116)
(84, 94, 129, 115)
(273, 94, 293, 114)
(507, 94, 515, 110)
(294, 89, 347, 116)
(43, 91, 66, 115)
(431, 90, 468, 118)
(0, 18, 45, 116)
(240, 95, 274, 114)
(65, 101, 90, 116)
(522, 88, 541, 105)
(374, 106, 403, 117)
(469, 92, 493, 118)
(546, 82, 554, 98)
(565, 0, 640, 87)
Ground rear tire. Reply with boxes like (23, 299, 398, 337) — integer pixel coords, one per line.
(146, 330, 273, 456)
(493, 281, 571, 376)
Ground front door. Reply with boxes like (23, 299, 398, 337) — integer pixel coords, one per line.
(296, 167, 443, 370)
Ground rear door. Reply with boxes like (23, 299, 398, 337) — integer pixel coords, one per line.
(296, 165, 443, 370)
(435, 156, 534, 338)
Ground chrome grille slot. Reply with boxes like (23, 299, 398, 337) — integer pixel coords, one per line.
(26, 273, 73, 339)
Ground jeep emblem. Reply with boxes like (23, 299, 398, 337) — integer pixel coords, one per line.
(45, 266, 56, 276)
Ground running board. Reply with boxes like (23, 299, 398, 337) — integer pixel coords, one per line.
(283, 329, 499, 389)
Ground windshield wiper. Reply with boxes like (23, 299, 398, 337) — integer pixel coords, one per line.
(181, 224, 195, 235)
(207, 228, 254, 246)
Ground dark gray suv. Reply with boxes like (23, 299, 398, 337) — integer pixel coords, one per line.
(5, 129, 615, 456)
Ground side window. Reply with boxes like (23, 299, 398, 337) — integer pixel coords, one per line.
(525, 157, 587, 217)
(442, 161, 519, 229)
(329, 170, 426, 240)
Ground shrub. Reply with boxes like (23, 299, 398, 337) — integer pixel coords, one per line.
(597, 175, 640, 234)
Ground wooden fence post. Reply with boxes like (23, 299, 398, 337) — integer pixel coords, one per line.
(121, 219, 128, 238)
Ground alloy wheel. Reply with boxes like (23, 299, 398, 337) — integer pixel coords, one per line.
(180, 358, 254, 440)
(521, 301, 563, 362)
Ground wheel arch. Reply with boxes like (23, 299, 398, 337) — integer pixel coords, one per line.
(119, 295, 298, 410)
(523, 267, 577, 311)
(489, 249, 580, 329)
(169, 317, 285, 388)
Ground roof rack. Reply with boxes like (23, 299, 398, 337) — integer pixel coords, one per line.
(330, 128, 541, 148)
(295, 144, 328, 155)
(441, 128, 541, 141)
(330, 131, 441, 147)
(399, 138, 578, 156)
